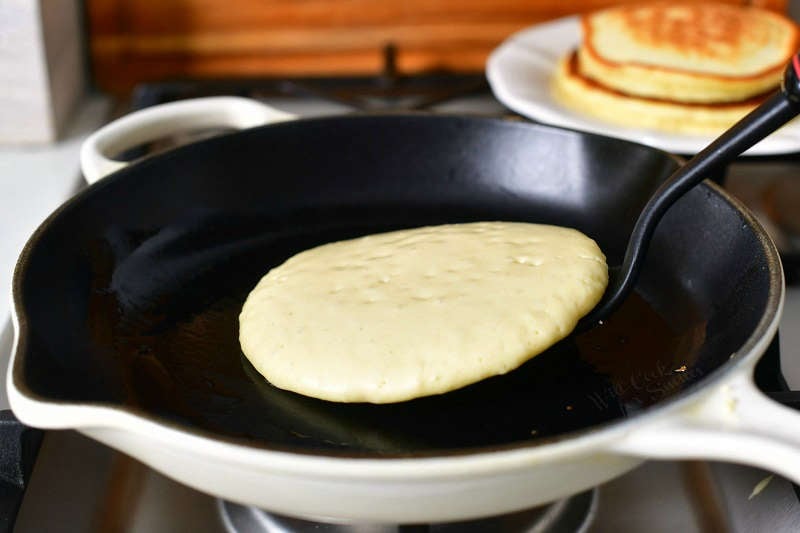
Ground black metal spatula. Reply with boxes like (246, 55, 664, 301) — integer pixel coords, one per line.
(580, 54, 800, 329)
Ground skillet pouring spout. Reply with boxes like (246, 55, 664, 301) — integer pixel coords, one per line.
(581, 53, 800, 330)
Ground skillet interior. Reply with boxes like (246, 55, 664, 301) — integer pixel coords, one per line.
(13, 115, 774, 455)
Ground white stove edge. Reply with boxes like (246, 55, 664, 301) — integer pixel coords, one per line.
(0, 95, 109, 410)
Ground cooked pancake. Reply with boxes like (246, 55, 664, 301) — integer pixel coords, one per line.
(579, 3, 799, 103)
(239, 222, 608, 404)
(552, 52, 762, 135)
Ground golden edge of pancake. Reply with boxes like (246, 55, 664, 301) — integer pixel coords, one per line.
(551, 54, 757, 135)
(577, 45, 786, 104)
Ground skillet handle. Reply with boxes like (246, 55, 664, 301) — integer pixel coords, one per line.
(609, 370, 800, 483)
(80, 97, 296, 184)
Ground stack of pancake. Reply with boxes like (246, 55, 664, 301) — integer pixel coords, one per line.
(552, 2, 800, 135)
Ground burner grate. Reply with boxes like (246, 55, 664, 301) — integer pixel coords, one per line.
(131, 45, 490, 114)
(217, 490, 597, 533)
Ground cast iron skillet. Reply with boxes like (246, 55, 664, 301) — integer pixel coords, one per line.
(13, 112, 773, 454)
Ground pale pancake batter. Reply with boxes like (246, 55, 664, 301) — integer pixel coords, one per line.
(239, 222, 608, 403)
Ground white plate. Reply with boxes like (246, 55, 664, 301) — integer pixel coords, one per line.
(486, 16, 800, 156)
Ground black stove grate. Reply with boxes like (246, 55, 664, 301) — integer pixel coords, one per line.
(130, 45, 490, 114)
(130, 72, 490, 113)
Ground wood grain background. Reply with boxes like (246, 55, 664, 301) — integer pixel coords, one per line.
(87, 0, 788, 94)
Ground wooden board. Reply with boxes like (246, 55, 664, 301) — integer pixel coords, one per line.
(87, 0, 788, 95)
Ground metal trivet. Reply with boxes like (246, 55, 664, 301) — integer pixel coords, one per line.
(217, 489, 597, 533)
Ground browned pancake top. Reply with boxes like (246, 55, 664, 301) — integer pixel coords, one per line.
(620, 4, 763, 61)
(581, 2, 800, 80)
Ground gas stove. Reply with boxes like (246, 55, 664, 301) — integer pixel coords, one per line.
(4, 69, 800, 532)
